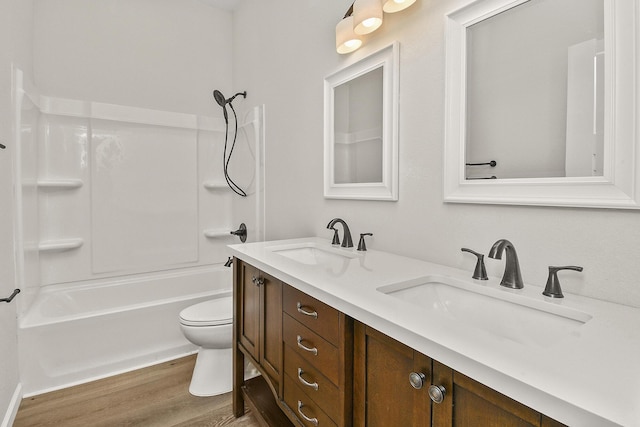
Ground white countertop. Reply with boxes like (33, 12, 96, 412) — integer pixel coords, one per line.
(229, 237, 640, 427)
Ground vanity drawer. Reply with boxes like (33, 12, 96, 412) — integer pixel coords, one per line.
(283, 285, 340, 344)
(284, 344, 339, 421)
(283, 314, 340, 386)
(284, 374, 338, 427)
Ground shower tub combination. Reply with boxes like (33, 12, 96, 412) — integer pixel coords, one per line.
(14, 73, 265, 397)
(19, 266, 232, 396)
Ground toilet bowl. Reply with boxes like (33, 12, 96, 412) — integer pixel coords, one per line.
(179, 296, 233, 397)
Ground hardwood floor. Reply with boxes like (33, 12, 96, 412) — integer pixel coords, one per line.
(14, 355, 260, 427)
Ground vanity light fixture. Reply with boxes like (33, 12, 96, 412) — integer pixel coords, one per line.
(353, 0, 384, 35)
(336, 0, 415, 54)
(383, 0, 416, 13)
(336, 13, 363, 54)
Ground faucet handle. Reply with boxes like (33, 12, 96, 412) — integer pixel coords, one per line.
(357, 233, 373, 251)
(461, 248, 488, 280)
(543, 266, 583, 298)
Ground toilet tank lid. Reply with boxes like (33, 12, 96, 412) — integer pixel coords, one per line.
(179, 296, 232, 325)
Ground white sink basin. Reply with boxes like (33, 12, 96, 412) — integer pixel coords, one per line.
(268, 242, 359, 265)
(378, 275, 592, 348)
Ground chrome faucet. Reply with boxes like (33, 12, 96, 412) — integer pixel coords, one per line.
(488, 239, 524, 289)
(326, 218, 353, 248)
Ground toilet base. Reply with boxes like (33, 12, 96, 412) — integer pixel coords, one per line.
(188, 347, 232, 397)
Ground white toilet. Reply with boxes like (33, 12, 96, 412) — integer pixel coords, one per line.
(179, 296, 233, 397)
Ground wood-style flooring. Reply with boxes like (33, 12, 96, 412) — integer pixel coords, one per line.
(13, 355, 260, 427)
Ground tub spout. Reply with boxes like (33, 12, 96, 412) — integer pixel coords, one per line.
(224, 257, 233, 267)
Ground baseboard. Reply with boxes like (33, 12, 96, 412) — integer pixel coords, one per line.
(1, 382, 22, 427)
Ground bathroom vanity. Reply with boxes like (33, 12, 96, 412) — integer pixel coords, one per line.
(230, 238, 640, 426)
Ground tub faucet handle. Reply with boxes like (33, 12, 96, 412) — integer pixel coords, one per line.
(461, 248, 488, 280)
(543, 266, 583, 298)
(230, 223, 247, 243)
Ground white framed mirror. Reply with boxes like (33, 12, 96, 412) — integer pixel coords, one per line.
(444, 0, 640, 208)
(324, 42, 399, 201)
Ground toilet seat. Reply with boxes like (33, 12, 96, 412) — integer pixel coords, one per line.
(179, 297, 232, 327)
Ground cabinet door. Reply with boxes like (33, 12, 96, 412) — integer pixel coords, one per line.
(237, 261, 260, 361)
(353, 323, 431, 427)
(432, 361, 566, 427)
(260, 270, 283, 386)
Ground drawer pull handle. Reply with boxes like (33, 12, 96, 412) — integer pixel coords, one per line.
(296, 302, 318, 319)
(296, 335, 318, 355)
(297, 368, 319, 391)
(297, 400, 319, 426)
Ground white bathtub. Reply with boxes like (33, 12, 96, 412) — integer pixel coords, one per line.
(18, 265, 232, 396)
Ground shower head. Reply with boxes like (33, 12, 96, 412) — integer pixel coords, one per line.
(213, 89, 227, 107)
(213, 90, 247, 124)
(213, 90, 229, 122)
(213, 90, 247, 106)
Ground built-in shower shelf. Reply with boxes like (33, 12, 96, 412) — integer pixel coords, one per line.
(37, 179, 83, 189)
(38, 238, 84, 252)
(203, 181, 230, 190)
(203, 229, 233, 238)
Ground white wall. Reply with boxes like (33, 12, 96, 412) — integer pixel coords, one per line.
(233, 0, 640, 308)
(1, 0, 33, 423)
(33, 0, 233, 116)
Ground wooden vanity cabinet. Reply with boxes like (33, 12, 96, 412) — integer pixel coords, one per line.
(354, 322, 567, 427)
(233, 258, 567, 427)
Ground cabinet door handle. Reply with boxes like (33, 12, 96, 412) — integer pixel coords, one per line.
(296, 302, 318, 319)
(297, 400, 319, 426)
(296, 335, 318, 355)
(409, 372, 426, 389)
(428, 385, 446, 404)
(297, 368, 319, 391)
(251, 276, 264, 286)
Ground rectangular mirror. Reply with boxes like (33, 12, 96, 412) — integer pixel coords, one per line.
(324, 42, 399, 201)
(444, 0, 640, 208)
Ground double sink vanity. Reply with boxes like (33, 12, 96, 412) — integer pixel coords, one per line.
(230, 236, 640, 427)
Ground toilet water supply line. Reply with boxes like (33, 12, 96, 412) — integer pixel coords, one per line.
(213, 89, 248, 197)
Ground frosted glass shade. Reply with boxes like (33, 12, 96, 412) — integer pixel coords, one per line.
(336, 16, 362, 54)
(383, 0, 416, 13)
(353, 0, 383, 35)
